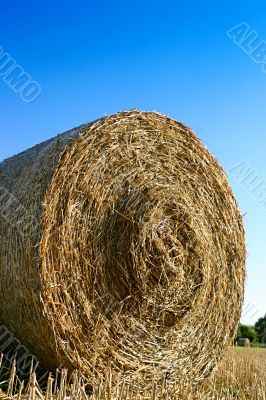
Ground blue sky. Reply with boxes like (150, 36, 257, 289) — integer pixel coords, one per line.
(0, 1, 265, 324)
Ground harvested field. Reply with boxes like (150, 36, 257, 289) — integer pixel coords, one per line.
(0, 110, 246, 388)
(0, 348, 265, 399)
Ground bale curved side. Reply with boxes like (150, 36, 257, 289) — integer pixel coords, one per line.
(0, 124, 86, 369)
(0, 110, 246, 386)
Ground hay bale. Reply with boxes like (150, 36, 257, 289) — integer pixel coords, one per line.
(0, 110, 246, 386)
(237, 338, 251, 347)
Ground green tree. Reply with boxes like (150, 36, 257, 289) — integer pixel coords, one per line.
(255, 314, 266, 344)
(236, 323, 257, 343)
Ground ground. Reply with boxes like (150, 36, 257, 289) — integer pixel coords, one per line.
(0, 347, 265, 399)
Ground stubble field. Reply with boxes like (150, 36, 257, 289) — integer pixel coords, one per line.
(0, 347, 265, 399)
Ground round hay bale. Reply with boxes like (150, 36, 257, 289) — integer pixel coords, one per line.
(237, 338, 251, 347)
(0, 110, 246, 386)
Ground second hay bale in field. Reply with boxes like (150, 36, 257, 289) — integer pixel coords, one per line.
(237, 338, 251, 347)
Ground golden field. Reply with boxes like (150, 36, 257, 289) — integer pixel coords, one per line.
(0, 347, 265, 399)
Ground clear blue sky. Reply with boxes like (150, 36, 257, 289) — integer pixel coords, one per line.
(0, 1, 265, 325)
